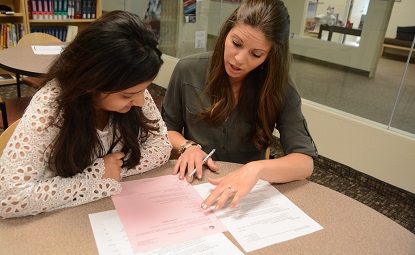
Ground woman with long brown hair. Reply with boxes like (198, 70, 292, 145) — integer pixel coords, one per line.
(0, 11, 172, 218)
(162, 0, 317, 210)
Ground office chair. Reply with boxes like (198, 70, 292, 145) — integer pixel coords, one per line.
(0, 118, 21, 157)
(0, 96, 32, 130)
(15, 33, 62, 96)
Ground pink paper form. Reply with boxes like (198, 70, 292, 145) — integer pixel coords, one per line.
(111, 175, 227, 253)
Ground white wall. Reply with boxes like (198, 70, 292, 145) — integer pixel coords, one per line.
(385, 0, 415, 39)
(207, 1, 239, 36)
(102, 0, 148, 18)
(175, 0, 210, 58)
(302, 100, 415, 194)
(153, 54, 177, 89)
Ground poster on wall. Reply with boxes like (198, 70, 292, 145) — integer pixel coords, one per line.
(183, 0, 196, 23)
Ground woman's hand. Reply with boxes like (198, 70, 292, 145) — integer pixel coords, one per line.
(201, 162, 261, 210)
(102, 152, 125, 181)
(173, 146, 219, 181)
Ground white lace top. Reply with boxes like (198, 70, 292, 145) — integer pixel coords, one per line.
(0, 81, 172, 218)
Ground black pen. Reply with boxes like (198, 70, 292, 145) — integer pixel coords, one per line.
(188, 149, 216, 178)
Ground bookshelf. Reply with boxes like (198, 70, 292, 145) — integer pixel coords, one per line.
(0, 0, 102, 86)
(0, 0, 29, 32)
(0, 0, 29, 85)
(27, 0, 102, 41)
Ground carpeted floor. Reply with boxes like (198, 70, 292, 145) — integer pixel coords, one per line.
(270, 138, 415, 235)
(1, 82, 414, 235)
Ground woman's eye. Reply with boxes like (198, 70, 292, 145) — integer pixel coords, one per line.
(232, 40, 241, 47)
(252, 52, 262, 58)
(122, 95, 132, 99)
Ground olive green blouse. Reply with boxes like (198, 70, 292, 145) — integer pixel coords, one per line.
(162, 52, 317, 164)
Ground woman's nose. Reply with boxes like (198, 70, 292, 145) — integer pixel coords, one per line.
(234, 50, 246, 64)
(131, 95, 144, 107)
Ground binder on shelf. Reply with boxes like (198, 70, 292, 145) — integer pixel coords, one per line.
(37, 0, 45, 19)
(27, 0, 33, 20)
(67, 0, 74, 19)
(31, 0, 39, 19)
(62, 0, 68, 19)
(81, 0, 86, 19)
(65, 25, 78, 42)
(43, 0, 53, 19)
(74, 0, 82, 19)
(53, 0, 58, 19)
(57, 0, 63, 19)
(91, 0, 96, 19)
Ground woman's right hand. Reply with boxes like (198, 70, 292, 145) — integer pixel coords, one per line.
(102, 152, 125, 181)
(173, 146, 218, 181)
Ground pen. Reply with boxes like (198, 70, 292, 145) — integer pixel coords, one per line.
(188, 148, 216, 178)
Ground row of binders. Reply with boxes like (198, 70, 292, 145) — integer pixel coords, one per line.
(27, 0, 97, 20)
(1, 23, 25, 50)
(31, 25, 78, 42)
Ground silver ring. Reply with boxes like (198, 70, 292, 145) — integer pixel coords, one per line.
(228, 185, 235, 194)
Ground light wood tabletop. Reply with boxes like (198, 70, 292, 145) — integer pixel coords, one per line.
(0, 42, 66, 77)
(1, 160, 414, 254)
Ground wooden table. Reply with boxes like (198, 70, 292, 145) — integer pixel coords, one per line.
(318, 24, 362, 42)
(1, 160, 414, 254)
(0, 43, 65, 97)
(0, 43, 65, 76)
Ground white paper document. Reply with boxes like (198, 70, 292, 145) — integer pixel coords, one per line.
(194, 180, 324, 252)
(31, 45, 65, 55)
(89, 210, 244, 255)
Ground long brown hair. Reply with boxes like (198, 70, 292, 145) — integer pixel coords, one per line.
(42, 11, 163, 177)
(201, 0, 291, 151)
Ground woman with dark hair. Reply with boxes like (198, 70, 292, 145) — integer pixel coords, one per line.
(162, 0, 317, 210)
(0, 11, 172, 218)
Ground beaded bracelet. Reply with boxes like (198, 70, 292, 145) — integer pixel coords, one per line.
(179, 140, 202, 155)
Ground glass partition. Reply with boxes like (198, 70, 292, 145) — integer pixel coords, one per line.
(102, 0, 415, 136)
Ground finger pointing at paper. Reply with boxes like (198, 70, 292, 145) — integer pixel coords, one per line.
(201, 162, 260, 210)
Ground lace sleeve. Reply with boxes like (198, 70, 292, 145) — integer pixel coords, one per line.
(0, 83, 121, 219)
(122, 90, 172, 177)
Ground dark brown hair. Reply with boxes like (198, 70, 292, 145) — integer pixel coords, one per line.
(43, 11, 163, 177)
(202, 0, 291, 151)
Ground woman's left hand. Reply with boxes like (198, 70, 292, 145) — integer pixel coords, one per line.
(201, 162, 261, 210)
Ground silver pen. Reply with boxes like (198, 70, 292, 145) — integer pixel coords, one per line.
(188, 149, 216, 178)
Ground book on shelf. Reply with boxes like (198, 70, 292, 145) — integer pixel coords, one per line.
(27, 0, 97, 20)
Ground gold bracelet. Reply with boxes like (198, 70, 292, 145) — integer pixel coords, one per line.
(179, 140, 202, 155)
(179, 140, 193, 154)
